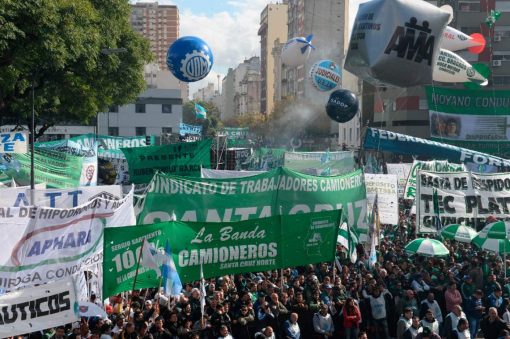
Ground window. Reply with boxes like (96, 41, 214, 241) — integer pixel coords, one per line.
(349, 128, 352, 141)
(162, 104, 172, 113)
(108, 127, 119, 136)
(419, 99, 428, 110)
(162, 127, 172, 134)
(458, 1, 480, 12)
(109, 105, 118, 113)
(496, 1, 510, 12)
(135, 127, 146, 136)
(135, 104, 146, 113)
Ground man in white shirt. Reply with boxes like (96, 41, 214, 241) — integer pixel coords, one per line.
(284, 313, 301, 339)
(444, 305, 467, 339)
(420, 293, 443, 326)
(313, 304, 334, 338)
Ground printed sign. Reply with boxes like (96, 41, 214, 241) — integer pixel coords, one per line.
(0, 191, 135, 290)
(386, 163, 412, 197)
(103, 210, 340, 297)
(284, 151, 356, 176)
(0, 132, 28, 154)
(365, 174, 399, 225)
(179, 123, 202, 136)
(416, 170, 510, 233)
(0, 278, 78, 338)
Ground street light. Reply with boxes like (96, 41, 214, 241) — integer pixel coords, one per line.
(98, 47, 127, 135)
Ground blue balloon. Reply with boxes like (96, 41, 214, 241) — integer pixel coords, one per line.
(166, 36, 214, 82)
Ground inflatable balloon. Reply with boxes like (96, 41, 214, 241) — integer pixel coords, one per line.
(166, 36, 213, 82)
(281, 35, 315, 67)
(433, 49, 487, 86)
(325, 90, 359, 123)
(464, 63, 491, 89)
(440, 26, 486, 54)
(309, 60, 342, 91)
(440, 5, 454, 24)
(344, 0, 449, 87)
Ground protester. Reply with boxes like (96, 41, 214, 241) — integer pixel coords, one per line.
(480, 307, 510, 339)
(283, 313, 300, 339)
(451, 318, 470, 339)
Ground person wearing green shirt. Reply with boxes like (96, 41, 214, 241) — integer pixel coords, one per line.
(461, 275, 475, 306)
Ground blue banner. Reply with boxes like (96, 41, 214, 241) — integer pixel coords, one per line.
(179, 123, 202, 136)
(364, 128, 510, 171)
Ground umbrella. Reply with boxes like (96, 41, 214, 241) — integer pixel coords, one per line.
(472, 236, 510, 254)
(405, 238, 449, 257)
(476, 220, 510, 239)
(78, 302, 108, 318)
(440, 224, 477, 243)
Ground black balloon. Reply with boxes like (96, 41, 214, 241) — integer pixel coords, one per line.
(325, 89, 359, 123)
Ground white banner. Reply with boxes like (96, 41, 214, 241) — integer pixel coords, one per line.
(386, 163, 412, 198)
(365, 174, 399, 225)
(416, 170, 510, 233)
(201, 168, 264, 179)
(0, 185, 122, 207)
(0, 190, 135, 290)
(404, 160, 466, 199)
(0, 132, 28, 154)
(0, 278, 78, 337)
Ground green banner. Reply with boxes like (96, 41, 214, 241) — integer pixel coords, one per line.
(139, 167, 368, 234)
(4, 148, 83, 188)
(103, 210, 341, 297)
(426, 86, 510, 157)
(122, 139, 212, 184)
(284, 151, 356, 176)
(223, 127, 249, 147)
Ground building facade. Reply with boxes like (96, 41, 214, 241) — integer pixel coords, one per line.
(258, 3, 288, 115)
(221, 68, 236, 121)
(97, 89, 182, 136)
(193, 83, 217, 102)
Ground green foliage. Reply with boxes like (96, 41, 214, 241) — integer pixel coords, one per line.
(0, 0, 152, 126)
(183, 100, 223, 138)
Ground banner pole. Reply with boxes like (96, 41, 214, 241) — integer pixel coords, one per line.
(131, 240, 145, 298)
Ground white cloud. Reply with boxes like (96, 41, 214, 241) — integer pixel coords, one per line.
(180, 0, 273, 98)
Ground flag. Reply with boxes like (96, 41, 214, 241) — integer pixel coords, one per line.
(194, 103, 207, 119)
(200, 263, 206, 316)
(140, 238, 161, 277)
(368, 193, 380, 268)
(162, 240, 183, 296)
(337, 221, 358, 264)
(432, 188, 443, 231)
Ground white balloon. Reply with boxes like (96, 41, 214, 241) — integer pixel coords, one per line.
(281, 36, 315, 67)
(440, 5, 454, 24)
(433, 49, 487, 85)
(440, 26, 485, 52)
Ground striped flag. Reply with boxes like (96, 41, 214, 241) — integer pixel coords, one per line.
(140, 238, 162, 277)
(337, 221, 358, 264)
(162, 240, 183, 296)
(194, 103, 207, 119)
(368, 193, 380, 268)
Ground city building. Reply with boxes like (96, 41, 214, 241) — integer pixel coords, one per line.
(233, 57, 261, 116)
(97, 88, 182, 136)
(193, 83, 217, 102)
(258, 3, 288, 115)
(271, 38, 288, 103)
(130, 2, 188, 101)
(221, 68, 236, 121)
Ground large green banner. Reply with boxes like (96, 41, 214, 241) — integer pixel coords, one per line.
(121, 139, 212, 184)
(4, 148, 83, 188)
(284, 151, 356, 176)
(426, 86, 510, 158)
(138, 167, 368, 235)
(103, 210, 341, 297)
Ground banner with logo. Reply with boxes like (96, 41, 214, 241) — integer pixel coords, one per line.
(364, 128, 510, 171)
(0, 278, 78, 338)
(416, 170, 510, 233)
(284, 151, 356, 176)
(71, 134, 148, 159)
(138, 168, 368, 237)
(223, 127, 249, 146)
(247, 148, 286, 171)
(103, 210, 340, 297)
(404, 160, 466, 199)
(426, 86, 510, 158)
(0, 185, 122, 207)
(0, 132, 28, 153)
(5, 148, 84, 188)
(386, 163, 412, 197)
(201, 168, 264, 179)
(179, 123, 202, 136)
(0, 191, 135, 290)
(37, 140, 98, 186)
(122, 139, 212, 184)
(364, 174, 399, 225)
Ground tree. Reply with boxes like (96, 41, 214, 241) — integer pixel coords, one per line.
(182, 100, 223, 138)
(0, 0, 152, 133)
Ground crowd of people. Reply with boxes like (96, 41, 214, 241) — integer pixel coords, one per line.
(8, 200, 510, 339)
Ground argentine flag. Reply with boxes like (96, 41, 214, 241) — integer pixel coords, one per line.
(195, 103, 207, 119)
(162, 240, 183, 296)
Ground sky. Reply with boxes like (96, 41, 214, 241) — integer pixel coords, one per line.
(133, 0, 367, 98)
